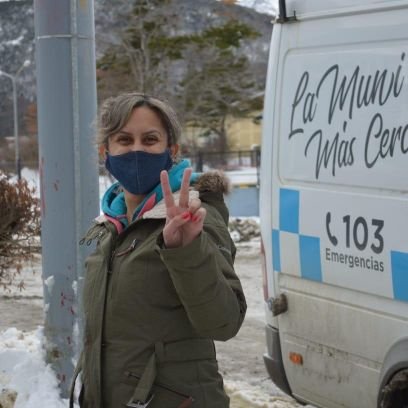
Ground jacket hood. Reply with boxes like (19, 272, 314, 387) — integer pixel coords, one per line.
(193, 171, 231, 225)
(194, 171, 230, 195)
(140, 171, 231, 221)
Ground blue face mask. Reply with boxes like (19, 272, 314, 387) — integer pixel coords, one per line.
(105, 149, 173, 195)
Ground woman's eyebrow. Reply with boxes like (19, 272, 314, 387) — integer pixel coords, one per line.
(142, 129, 162, 136)
(117, 130, 133, 136)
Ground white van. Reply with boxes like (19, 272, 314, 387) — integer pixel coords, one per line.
(259, 1, 408, 407)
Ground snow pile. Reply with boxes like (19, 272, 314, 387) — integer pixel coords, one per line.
(226, 380, 300, 407)
(216, 0, 278, 16)
(0, 328, 72, 408)
(226, 167, 258, 186)
(229, 217, 260, 242)
(236, 0, 278, 16)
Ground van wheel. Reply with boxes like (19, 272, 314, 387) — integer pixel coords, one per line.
(379, 369, 408, 408)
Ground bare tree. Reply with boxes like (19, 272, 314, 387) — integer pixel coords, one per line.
(97, 0, 187, 101)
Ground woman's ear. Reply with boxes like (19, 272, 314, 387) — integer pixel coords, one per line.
(170, 144, 179, 159)
(99, 145, 108, 160)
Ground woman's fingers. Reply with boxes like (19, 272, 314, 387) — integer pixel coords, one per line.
(161, 167, 206, 248)
(163, 211, 191, 247)
(190, 207, 206, 223)
(188, 198, 201, 215)
(178, 168, 192, 209)
(163, 207, 206, 248)
(160, 170, 175, 210)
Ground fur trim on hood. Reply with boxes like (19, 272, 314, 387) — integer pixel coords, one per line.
(142, 172, 231, 220)
(194, 171, 231, 195)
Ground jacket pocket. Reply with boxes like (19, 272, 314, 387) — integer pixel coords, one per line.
(116, 371, 194, 408)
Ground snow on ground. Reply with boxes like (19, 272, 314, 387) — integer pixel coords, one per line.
(226, 167, 258, 186)
(216, 0, 278, 16)
(236, 0, 278, 16)
(14, 168, 40, 196)
(0, 328, 71, 408)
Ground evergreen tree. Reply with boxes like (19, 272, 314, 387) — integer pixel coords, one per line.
(178, 20, 262, 154)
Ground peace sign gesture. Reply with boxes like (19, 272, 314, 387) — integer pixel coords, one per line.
(160, 168, 206, 249)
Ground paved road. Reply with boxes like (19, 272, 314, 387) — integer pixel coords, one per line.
(216, 245, 304, 407)
(0, 257, 43, 332)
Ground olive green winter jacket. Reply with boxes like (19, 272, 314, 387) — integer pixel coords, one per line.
(71, 173, 247, 408)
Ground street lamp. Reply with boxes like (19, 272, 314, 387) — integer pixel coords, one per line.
(0, 60, 31, 180)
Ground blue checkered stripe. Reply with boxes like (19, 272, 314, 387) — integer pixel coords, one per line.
(272, 188, 322, 282)
(391, 251, 408, 302)
(272, 188, 408, 301)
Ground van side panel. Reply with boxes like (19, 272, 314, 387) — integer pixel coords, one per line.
(263, 3, 408, 408)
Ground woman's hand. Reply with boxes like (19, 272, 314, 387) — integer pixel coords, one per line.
(161, 167, 206, 248)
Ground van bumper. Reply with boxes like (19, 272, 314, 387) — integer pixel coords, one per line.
(263, 324, 292, 396)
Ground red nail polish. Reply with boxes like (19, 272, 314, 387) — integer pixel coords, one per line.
(182, 212, 191, 220)
(192, 215, 199, 222)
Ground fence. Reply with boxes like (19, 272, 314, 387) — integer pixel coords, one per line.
(1, 149, 261, 177)
(189, 148, 260, 174)
(0, 160, 37, 175)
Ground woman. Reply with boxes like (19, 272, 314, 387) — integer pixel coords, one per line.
(70, 92, 247, 408)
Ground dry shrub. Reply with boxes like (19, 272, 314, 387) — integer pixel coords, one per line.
(0, 171, 40, 290)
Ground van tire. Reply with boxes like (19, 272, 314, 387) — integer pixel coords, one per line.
(379, 369, 408, 408)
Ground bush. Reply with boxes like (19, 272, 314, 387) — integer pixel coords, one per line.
(0, 171, 40, 290)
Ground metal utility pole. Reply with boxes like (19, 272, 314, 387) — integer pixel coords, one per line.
(0, 60, 30, 179)
(34, 0, 99, 397)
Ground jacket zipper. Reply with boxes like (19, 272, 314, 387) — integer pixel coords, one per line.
(115, 238, 139, 257)
(108, 238, 138, 272)
(107, 250, 115, 275)
(107, 238, 139, 300)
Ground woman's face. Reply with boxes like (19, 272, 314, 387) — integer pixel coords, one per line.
(106, 106, 178, 157)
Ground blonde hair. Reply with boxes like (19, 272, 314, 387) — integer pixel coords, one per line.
(96, 92, 181, 148)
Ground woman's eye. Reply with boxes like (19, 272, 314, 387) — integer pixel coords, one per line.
(144, 136, 158, 144)
(118, 136, 131, 144)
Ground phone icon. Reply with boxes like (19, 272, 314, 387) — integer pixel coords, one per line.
(326, 212, 338, 246)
